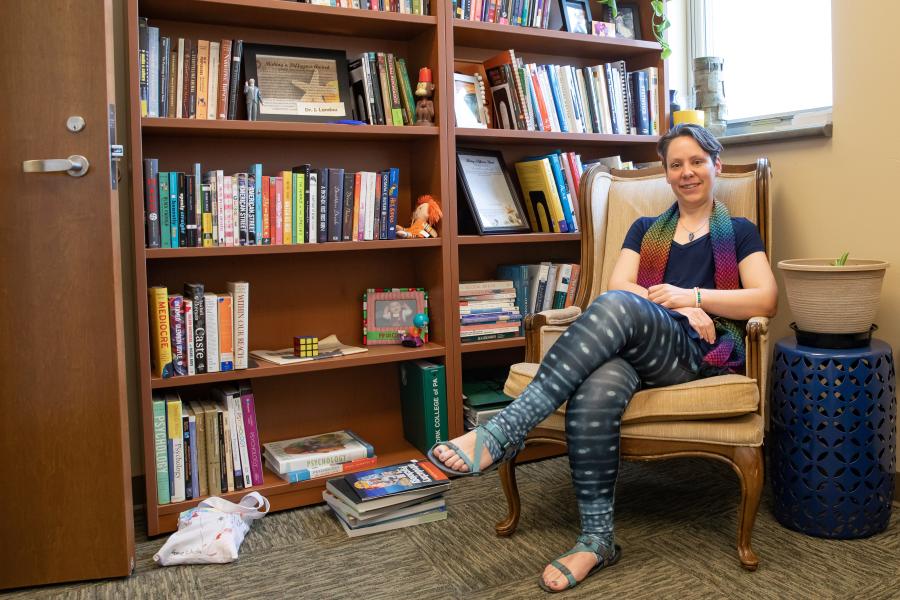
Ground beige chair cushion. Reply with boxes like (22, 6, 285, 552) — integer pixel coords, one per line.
(504, 362, 759, 425)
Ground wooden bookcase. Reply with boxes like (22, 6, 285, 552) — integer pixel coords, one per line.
(126, 0, 666, 534)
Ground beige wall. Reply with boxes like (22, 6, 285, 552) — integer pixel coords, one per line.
(722, 1, 900, 466)
(118, 1, 900, 476)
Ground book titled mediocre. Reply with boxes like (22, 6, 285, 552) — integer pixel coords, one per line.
(263, 430, 374, 474)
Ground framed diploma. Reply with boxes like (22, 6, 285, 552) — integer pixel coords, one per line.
(456, 148, 531, 234)
(242, 44, 352, 123)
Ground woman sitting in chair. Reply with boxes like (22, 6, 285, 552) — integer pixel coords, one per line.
(429, 124, 778, 592)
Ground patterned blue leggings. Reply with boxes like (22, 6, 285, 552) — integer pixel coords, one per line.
(488, 290, 708, 547)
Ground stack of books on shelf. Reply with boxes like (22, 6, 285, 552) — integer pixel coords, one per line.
(349, 52, 417, 126)
(496, 262, 580, 323)
(142, 160, 401, 249)
(324, 460, 450, 537)
(513, 150, 583, 234)
(151, 381, 263, 505)
(458, 49, 659, 135)
(148, 281, 249, 379)
(263, 430, 377, 483)
(583, 155, 662, 171)
(299, 0, 431, 15)
(462, 368, 514, 430)
(458, 280, 522, 343)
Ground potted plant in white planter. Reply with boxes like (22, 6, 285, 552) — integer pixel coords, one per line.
(777, 253, 889, 336)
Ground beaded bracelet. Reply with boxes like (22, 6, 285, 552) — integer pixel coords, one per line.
(694, 287, 702, 308)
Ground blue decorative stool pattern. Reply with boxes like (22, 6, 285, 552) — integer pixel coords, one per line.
(770, 338, 896, 538)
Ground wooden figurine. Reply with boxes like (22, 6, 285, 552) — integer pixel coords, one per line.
(293, 336, 319, 357)
(414, 67, 435, 126)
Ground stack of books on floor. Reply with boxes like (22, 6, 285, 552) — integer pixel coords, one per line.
(458, 280, 522, 343)
(263, 430, 377, 483)
(324, 460, 450, 537)
(462, 368, 514, 430)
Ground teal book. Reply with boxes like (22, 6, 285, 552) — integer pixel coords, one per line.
(399, 360, 448, 454)
(496, 264, 529, 334)
(159, 173, 171, 248)
(151, 396, 170, 504)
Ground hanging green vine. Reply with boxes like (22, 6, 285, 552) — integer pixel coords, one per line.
(596, 0, 671, 59)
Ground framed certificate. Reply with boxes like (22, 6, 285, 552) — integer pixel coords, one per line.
(242, 43, 352, 122)
(456, 148, 531, 235)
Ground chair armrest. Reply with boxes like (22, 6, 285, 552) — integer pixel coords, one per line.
(745, 316, 770, 427)
(523, 306, 582, 362)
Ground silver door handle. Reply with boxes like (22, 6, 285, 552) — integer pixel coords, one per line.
(22, 155, 90, 177)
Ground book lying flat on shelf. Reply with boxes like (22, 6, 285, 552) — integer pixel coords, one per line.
(268, 456, 378, 484)
(325, 460, 450, 511)
(263, 430, 374, 474)
(250, 334, 367, 366)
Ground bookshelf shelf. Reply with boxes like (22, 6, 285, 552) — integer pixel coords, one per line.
(460, 336, 526, 353)
(145, 237, 442, 258)
(458, 233, 580, 245)
(452, 20, 662, 59)
(142, 118, 440, 141)
(140, 0, 437, 38)
(150, 342, 447, 389)
(456, 127, 659, 147)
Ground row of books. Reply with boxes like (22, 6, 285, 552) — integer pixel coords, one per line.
(452, 0, 555, 27)
(297, 0, 431, 16)
(151, 382, 263, 505)
(458, 280, 523, 343)
(148, 282, 249, 379)
(466, 49, 659, 136)
(263, 430, 377, 483)
(137, 22, 245, 120)
(349, 52, 418, 126)
(513, 150, 583, 233)
(142, 160, 401, 249)
(494, 261, 580, 327)
(324, 460, 449, 537)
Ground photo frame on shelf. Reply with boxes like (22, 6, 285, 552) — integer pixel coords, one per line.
(456, 148, 531, 235)
(363, 288, 429, 346)
(242, 43, 352, 123)
(603, 3, 641, 40)
(559, 0, 592, 34)
(453, 73, 488, 129)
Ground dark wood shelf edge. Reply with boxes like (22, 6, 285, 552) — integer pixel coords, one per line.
(456, 128, 659, 144)
(460, 337, 526, 352)
(150, 343, 447, 388)
(457, 233, 580, 245)
(146, 238, 442, 258)
(142, 118, 440, 140)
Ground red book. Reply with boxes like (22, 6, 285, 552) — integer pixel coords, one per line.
(261, 175, 271, 245)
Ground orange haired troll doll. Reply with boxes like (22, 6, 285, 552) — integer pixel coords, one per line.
(396, 195, 442, 239)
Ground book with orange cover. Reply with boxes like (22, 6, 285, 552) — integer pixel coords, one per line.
(217, 293, 234, 371)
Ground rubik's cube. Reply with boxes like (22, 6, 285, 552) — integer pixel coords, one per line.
(293, 336, 319, 357)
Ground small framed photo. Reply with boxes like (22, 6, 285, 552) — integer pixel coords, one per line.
(242, 43, 352, 122)
(591, 21, 616, 37)
(363, 288, 429, 345)
(603, 3, 641, 40)
(560, 0, 592, 34)
(456, 148, 531, 235)
(453, 73, 487, 129)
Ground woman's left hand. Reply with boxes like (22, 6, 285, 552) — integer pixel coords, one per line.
(648, 284, 695, 309)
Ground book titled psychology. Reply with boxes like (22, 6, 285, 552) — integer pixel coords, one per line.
(263, 430, 374, 474)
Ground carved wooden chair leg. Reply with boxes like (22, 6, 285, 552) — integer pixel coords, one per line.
(731, 445, 764, 571)
(494, 459, 521, 537)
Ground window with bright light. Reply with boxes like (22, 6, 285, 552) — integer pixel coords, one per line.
(690, 0, 832, 121)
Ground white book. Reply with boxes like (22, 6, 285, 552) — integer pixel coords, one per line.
(542, 264, 558, 311)
(227, 281, 249, 369)
(218, 405, 235, 491)
(538, 67, 560, 132)
(207, 41, 220, 120)
(555, 263, 573, 305)
(460, 326, 521, 337)
(148, 27, 159, 118)
(216, 170, 225, 246)
(165, 392, 185, 502)
(183, 298, 196, 375)
(226, 396, 243, 488)
(231, 176, 240, 247)
(459, 280, 515, 293)
(175, 38, 185, 119)
(224, 175, 234, 247)
(204, 293, 220, 373)
(232, 393, 253, 488)
(357, 170, 369, 240)
(365, 172, 377, 241)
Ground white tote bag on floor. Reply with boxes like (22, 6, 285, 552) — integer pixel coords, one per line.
(154, 492, 270, 566)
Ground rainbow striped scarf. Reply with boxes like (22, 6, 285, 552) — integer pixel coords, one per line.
(636, 201, 745, 371)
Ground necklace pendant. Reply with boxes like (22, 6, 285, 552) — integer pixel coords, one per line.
(688, 232, 695, 242)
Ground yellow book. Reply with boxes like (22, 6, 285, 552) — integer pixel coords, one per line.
(148, 286, 173, 378)
(196, 40, 210, 120)
(514, 159, 563, 233)
(294, 171, 306, 244)
(282, 170, 292, 244)
(166, 393, 186, 502)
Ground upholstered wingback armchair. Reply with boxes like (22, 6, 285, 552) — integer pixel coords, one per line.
(498, 160, 772, 571)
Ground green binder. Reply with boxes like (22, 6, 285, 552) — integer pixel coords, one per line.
(399, 360, 448, 454)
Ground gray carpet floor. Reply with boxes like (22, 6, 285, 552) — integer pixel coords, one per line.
(4, 456, 899, 599)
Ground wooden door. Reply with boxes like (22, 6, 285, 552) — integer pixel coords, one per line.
(0, 0, 134, 589)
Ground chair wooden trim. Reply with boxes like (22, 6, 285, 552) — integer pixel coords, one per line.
(496, 160, 773, 571)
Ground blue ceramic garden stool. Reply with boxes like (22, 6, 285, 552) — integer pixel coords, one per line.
(770, 337, 896, 538)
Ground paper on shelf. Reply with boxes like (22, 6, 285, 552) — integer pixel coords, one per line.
(250, 335, 368, 366)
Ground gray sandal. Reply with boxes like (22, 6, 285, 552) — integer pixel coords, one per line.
(426, 422, 518, 477)
(538, 536, 622, 593)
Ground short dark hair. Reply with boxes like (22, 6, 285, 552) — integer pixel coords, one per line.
(657, 123, 723, 165)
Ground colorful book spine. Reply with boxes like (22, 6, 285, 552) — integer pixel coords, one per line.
(187, 411, 200, 499)
(204, 292, 220, 373)
(143, 158, 161, 248)
(274, 176, 284, 245)
(152, 396, 170, 504)
(184, 283, 206, 374)
(148, 286, 174, 378)
(217, 294, 234, 371)
(240, 384, 265, 486)
(188, 402, 209, 497)
(166, 394, 185, 502)
(278, 456, 378, 483)
(229, 391, 253, 488)
(159, 173, 171, 248)
(168, 294, 187, 376)
(227, 281, 249, 369)
(168, 172, 179, 247)
(261, 175, 271, 245)
(282, 170, 293, 244)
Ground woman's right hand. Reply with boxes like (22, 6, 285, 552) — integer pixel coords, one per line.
(672, 307, 717, 344)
